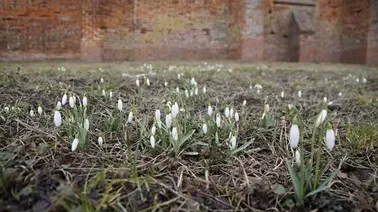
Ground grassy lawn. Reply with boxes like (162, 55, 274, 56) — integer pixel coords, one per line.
(0, 61, 377, 211)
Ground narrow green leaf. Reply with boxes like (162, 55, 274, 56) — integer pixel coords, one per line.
(231, 139, 254, 155)
(286, 159, 302, 201)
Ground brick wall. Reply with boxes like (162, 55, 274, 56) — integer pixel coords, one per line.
(0, 0, 377, 64)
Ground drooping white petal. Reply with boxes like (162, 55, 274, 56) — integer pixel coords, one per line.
(325, 129, 336, 151)
(127, 111, 134, 123)
(71, 138, 79, 152)
(202, 123, 208, 134)
(62, 94, 68, 105)
(151, 125, 156, 135)
(82, 96, 88, 107)
(84, 118, 90, 130)
(203, 86, 207, 94)
(165, 113, 172, 129)
(136, 78, 140, 87)
(242, 100, 247, 107)
(30, 110, 35, 117)
(171, 103, 179, 118)
(102, 89, 106, 96)
(146, 78, 150, 86)
(69, 96, 75, 108)
(298, 91, 302, 98)
(56, 101, 62, 110)
(289, 124, 300, 148)
(171, 127, 178, 141)
(235, 112, 239, 122)
(230, 108, 234, 118)
(37, 106, 43, 115)
(207, 105, 213, 116)
(109, 91, 113, 99)
(117, 99, 123, 111)
(281, 91, 285, 98)
(98, 137, 104, 146)
(150, 135, 156, 148)
(229, 136, 237, 150)
(315, 109, 327, 127)
(216, 114, 221, 128)
(225, 107, 230, 118)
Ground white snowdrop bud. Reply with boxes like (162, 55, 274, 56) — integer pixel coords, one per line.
(37, 106, 43, 115)
(323, 96, 327, 103)
(109, 91, 113, 99)
(281, 91, 285, 98)
(62, 94, 68, 105)
(54, 111, 62, 127)
(338, 92, 342, 97)
(235, 112, 239, 122)
(98, 137, 104, 147)
(30, 109, 35, 117)
(82, 96, 88, 107)
(127, 111, 133, 123)
(171, 127, 178, 141)
(83, 118, 90, 130)
(289, 124, 300, 149)
(146, 78, 150, 86)
(69, 96, 75, 108)
(230, 108, 234, 118)
(207, 105, 213, 116)
(171, 102, 179, 118)
(190, 90, 193, 97)
(362, 78, 367, 83)
(298, 91, 302, 98)
(295, 150, 301, 166)
(264, 104, 270, 113)
(165, 113, 172, 129)
(100, 78, 104, 83)
(56, 101, 62, 110)
(150, 135, 156, 148)
(203, 86, 207, 94)
(202, 123, 208, 134)
(243, 100, 247, 107)
(4, 106, 9, 113)
(325, 125, 336, 151)
(117, 99, 123, 111)
(176, 87, 180, 93)
(102, 89, 106, 97)
(136, 78, 140, 87)
(71, 138, 79, 152)
(216, 114, 221, 128)
(194, 87, 199, 95)
(151, 125, 156, 135)
(315, 109, 327, 127)
(164, 81, 168, 87)
(225, 107, 230, 118)
(177, 73, 181, 80)
(185, 90, 189, 98)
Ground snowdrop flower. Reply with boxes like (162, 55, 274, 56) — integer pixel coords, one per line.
(171, 127, 178, 141)
(4, 106, 9, 113)
(146, 78, 150, 86)
(356, 78, 360, 83)
(323, 96, 327, 103)
(69, 96, 75, 108)
(176, 87, 180, 93)
(264, 104, 270, 113)
(242, 100, 247, 107)
(229, 136, 237, 150)
(315, 109, 327, 127)
(71, 138, 79, 152)
(98, 137, 104, 147)
(328, 101, 333, 105)
(338, 92, 342, 97)
(54, 111, 62, 127)
(190, 78, 196, 85)
(249, 85, 253, 90)
(102, 89, 106, 96)
(164, 81, 168, 87)
(325, 124, 336, 151)
(230, 108, 234, 118)
(151, 125, 156, 135)
(82, 96, 88, 107)
(100, 78, 104, 83)
(177, 73, 181, 80)
(56, 101, 62, 110)
(171, 102, 179, 118)
(109, 91, 113, 99)
(117, 99, 123, 111)
(190, 90, 194, 97)
(288, 103, 293, 111)
(207, 105, 213, 116)
(37, 106, 43, 115)
(30, 109, 35, 117)
(216, 114, 221, 128)
(62, 94, 68, 105)
(150, 135, 156, 148)
(194, 87, 199, 95)
(127, 111, 133, 123)
(298, 91, 302, 98)
(235, 112, 239, 122)
(136, 78, 140, 87)
(289, 118, 300, 148)
(224, 107, 230, 118)
(165, 113, 172, 129)
(203, 86, 207, 94)
(84, 118, 89, 130)
(281, 91, 285, 98)
(185, 90, 189, 98)
(155, 110, 162, 128)
(202, 123, 208, 134)
(362, 78, 367, 83)
(254, 84, 262, 90)
(295, 150, 301, 166)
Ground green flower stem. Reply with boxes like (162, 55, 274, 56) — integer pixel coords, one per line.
(313, 123, 325, 189)
(309, 125, 317, 169)
(298, 120, 305, 204)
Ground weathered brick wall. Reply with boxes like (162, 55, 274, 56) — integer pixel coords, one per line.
(0, 0, 81, 60)
(0, 0, 377, 64)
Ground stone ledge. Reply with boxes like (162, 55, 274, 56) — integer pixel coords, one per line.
(274, 0, 315, 6)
